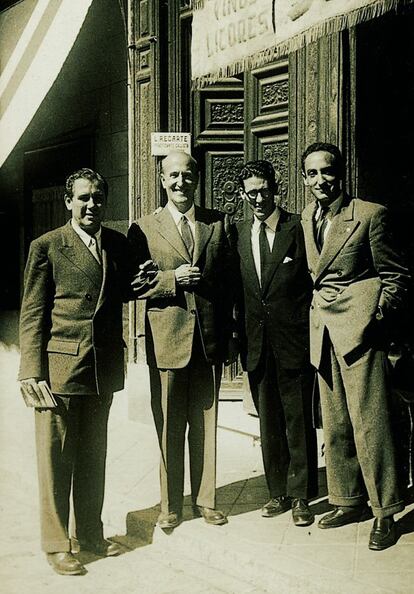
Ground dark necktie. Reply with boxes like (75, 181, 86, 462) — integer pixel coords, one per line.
(181, 216, 194, 259)
(259, 222, 271, 285)
(315, 207, 330, 251)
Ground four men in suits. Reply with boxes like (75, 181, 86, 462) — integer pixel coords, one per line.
(301, 142, 409, 550)
(18, 147, 410, 567)
(127, 151, 236, 530)
(19, 168, 127, 575)
(232, 160, 318, 526)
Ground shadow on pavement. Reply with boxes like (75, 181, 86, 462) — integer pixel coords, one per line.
(82, 467, 330, 564)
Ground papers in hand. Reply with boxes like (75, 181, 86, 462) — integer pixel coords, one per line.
(38, 381, 58, 407)
(20, 380, 57, 408)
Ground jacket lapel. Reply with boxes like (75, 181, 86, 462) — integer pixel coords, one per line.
(59, 221, 103, 288)
(95, 229, 110, 312)
(315, 198, 360, 281)
(237, 220, 261, 295)
(301, 202, 319, 278)
(193, 206, 214, 265)
(261, 213, 296, 295)
(155, 207, 191, 263)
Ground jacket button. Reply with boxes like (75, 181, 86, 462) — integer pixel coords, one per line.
(85, 293, 92, 301)
(190, 309, 196, 315)
(310, 304, 314, 310)
(337, 270, 343, 276)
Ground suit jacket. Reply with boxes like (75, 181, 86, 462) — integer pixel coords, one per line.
(127, 205, 233, 369)
(232, 209, 313, 372)
(18, 221, 128, 395)
(301, 195, 410, 370)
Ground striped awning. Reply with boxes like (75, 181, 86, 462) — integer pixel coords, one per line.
(192, 0, 413, 88)
(0, 0, 94, 167)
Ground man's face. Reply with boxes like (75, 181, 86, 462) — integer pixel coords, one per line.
(64, 177, 107, 235)
(161, 152, 198, 213)
(241, 176, 275, 221)
(302, 150, 341, 206)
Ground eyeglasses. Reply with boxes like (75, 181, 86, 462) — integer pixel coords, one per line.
(244, 189, 273, 201)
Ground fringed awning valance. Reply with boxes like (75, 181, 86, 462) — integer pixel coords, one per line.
(191, 0, 413, 88)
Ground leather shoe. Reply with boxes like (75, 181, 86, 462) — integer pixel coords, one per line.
(46, 552, 86, 576)
(80, 538, 123, 557)
(261, 496, 291, 518)
(196, 506, 228, 525)
(157, 511, 181, 529)
(318, 505, 372, 529)
(291, 498, 314, 526)
(369, 517, 397, 551)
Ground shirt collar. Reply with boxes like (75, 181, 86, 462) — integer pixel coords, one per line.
(252, 206, 280, 233)
(71, 218, 102, 243)
(316, 193, 344, 218)
(167, 201, 195, 226)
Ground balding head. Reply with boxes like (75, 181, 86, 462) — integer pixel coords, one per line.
(160, 151, 199, 213)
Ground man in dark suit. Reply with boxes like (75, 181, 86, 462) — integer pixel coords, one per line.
(231, 160, 318, 526)
(19, 168, 127, 575)
(301, 142, 410, 550)
(127, 151, 236, 530)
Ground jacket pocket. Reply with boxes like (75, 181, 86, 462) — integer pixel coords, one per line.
(46, 339, 80, 355)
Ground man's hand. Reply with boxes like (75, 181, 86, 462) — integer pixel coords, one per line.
(20, 378, 47, 408)
(224, 337, 239, 366)
(175, 264, 201, 288)
(131, 259, 159, 292)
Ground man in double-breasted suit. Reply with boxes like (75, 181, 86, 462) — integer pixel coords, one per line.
(19, 168, 127, 575)
(301, 142, 410, 550)
(231, 160, 318, 527)
(127, 151, 236, 530)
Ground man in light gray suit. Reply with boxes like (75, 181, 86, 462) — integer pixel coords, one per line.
(128, 151, 236, 530)
(301, 142, 409, 550)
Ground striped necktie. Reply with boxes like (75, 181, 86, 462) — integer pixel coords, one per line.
(89, 235, 102, 264)
(181, 216, 194, 259)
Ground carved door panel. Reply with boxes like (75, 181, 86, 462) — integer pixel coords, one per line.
(245, 59, 290, 209)
(129, 0, 165, 362)
(192, 78, 245, 395)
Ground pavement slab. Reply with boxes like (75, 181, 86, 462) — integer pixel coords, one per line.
(2, 345, 414, 593)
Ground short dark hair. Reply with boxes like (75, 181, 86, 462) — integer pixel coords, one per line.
(238, 160, 278, 193)
(301, 142, 344, 176)
(64, 168, 108, 200)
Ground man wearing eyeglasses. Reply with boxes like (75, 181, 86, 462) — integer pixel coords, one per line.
(231, 160, 318, 527)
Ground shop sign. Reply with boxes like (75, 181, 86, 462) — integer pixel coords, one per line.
(151, 133, 192, 156)
(192, 0, 413, 87)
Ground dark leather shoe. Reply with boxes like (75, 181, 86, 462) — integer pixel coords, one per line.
(292, 498, 314, 526)
(369, 517, 397, 551)
(196, 506, 228, 525)
(46, 552, 86, 576)
(261, 496, 291, 518)
(157, 511, 181, 529)
(318, 505, 371, 529)
(80, 538, 123, 557)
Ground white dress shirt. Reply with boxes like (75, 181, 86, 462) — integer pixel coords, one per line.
(251, 207, 281, 284)
(71, 219, 102, 263)
(314, 193, 344, 245)
(167, 201, 196, 240)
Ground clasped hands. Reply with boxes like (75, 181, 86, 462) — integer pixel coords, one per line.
(174, 264, 201, 288)
(131, 259, 159, 293)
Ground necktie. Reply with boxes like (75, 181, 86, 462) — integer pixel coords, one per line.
(259, 222, 271, 285)
(181, 216, 194, 259)
(89, 235, 102, 264)
(315, 207, 330, 251)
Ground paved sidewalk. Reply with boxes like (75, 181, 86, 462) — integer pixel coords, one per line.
(1, 345, 414, 594)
